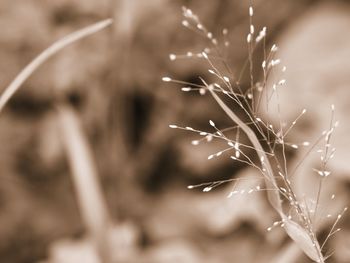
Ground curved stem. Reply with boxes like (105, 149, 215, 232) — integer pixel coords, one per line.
(0, 18, 112, 113)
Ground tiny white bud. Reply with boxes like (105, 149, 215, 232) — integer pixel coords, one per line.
(247, 33, 252, 43)
(169, 54, 177, 61)
(223, 76, 230, 82)
(169, 124, 177, 128)
(278, 79, 286, 85)
(323, 171, 331, 177)
(162, 77, 172, 82)
(191, 140, 199, 145)
(184, 8, 193, 17)
(203, 186, 212, 192)
(182, 20, 189, 27)
(209, 120, 215, 127)
(235, 150, 240, 158)
(249, 6, 254, 16)
(250, 25, 255, 34)
(199, 88, 206, 95)
(271, 59, 281, 66)
(271, 44, 278, 52)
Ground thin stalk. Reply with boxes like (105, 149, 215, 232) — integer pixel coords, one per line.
(208, 87, 282, 214)
(0, 19, 112, 113)
(57, 105, 112, 263)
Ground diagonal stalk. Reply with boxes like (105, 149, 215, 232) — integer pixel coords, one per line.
(57, 105, 112, 262)
(208, 87, 283, 214)
(0, 18, 112, 113)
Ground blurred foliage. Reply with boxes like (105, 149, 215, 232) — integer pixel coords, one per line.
(0, 0, 349, 262)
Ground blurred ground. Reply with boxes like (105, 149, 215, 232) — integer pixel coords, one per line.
(0, 0, 349, 262)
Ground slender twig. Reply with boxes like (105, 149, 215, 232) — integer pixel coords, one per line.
(0, 19, 112, 113)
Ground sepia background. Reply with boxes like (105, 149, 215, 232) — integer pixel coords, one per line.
(0, 0, 349, 262)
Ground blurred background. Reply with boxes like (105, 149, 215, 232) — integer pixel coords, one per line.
(0, 0, 349, 262)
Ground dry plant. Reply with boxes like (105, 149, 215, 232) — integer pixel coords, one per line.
(0, 19, 113, 262)
(163, 5, 347, 263)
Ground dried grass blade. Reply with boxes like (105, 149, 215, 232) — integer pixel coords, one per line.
(57, 105, 112, 262)
(0, 18, 112, 113)
(282, 216, 323, 262)
(208, 88, 283, 214)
